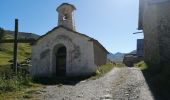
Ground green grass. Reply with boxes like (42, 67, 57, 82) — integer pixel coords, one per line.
(89, 63, 115, 80)
(0, 83, 43, 99)
(0, 32, 38, 99)
(0, 33, 31, 66)
(135, 61, 148, 70)
(0, 70, 31, 93)
(0, 68, 44, 99)
(116, 63, 125, 68)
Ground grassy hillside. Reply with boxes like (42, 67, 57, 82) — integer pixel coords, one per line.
(0, 30, 43, 99)
(0, 32, 32, 68)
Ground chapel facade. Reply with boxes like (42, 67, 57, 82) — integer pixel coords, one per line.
(30, 3, 108, 78)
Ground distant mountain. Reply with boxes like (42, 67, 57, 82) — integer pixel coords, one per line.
(107, 52, 125, 63)
(5, 30, 40, 39)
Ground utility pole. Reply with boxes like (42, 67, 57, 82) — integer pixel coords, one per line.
(13, 19, 18, 73)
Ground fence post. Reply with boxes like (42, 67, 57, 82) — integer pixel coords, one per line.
(13, 19, 18, 74)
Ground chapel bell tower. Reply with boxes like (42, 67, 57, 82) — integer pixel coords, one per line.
(57, 3, 76, 31)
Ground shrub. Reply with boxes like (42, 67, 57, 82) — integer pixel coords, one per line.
(0, 69, 32, 94)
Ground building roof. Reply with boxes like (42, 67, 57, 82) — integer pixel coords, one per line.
(34, 26, 109, 53)
(57, 3, 76, 11)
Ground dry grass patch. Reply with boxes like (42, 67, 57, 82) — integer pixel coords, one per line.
(89, 63, 115, 80)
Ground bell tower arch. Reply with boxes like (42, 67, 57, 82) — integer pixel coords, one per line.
(57, 3, 76, 31)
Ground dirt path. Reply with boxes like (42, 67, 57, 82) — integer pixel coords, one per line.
(111, 68, 154, 100)
(34, 67, 154, 100)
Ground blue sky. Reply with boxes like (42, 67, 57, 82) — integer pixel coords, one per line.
(0, 0, 143, 53)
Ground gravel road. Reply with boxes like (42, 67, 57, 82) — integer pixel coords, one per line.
(35, 67, 154, 100)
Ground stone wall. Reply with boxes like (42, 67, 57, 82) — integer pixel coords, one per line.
(156, 2, 170, 64)
(140, 0, 170, 65)
(93, 42, 107, 66)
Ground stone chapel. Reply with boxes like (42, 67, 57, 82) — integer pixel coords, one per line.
(30, 3, 108, 78)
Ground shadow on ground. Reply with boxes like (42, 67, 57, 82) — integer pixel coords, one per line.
(32, 75, 92, 86)
(142, 64, 170, 100)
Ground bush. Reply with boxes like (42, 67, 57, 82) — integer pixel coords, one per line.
(0, 69, 32, 94)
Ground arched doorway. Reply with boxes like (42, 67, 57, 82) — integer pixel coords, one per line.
(55, 46, 66, 76)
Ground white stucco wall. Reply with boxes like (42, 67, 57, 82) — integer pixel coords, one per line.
(30, 27, 96, 77)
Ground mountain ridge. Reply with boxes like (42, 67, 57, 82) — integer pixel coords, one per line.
(107, 52, 125, 63)
(4, 30, 40, 39)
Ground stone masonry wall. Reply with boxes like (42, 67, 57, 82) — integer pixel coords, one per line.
(142, 0, 170, 65)
(142, 0, 160, 64)
(156, 2, 170, 64)
(93, 42, 107, 66)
